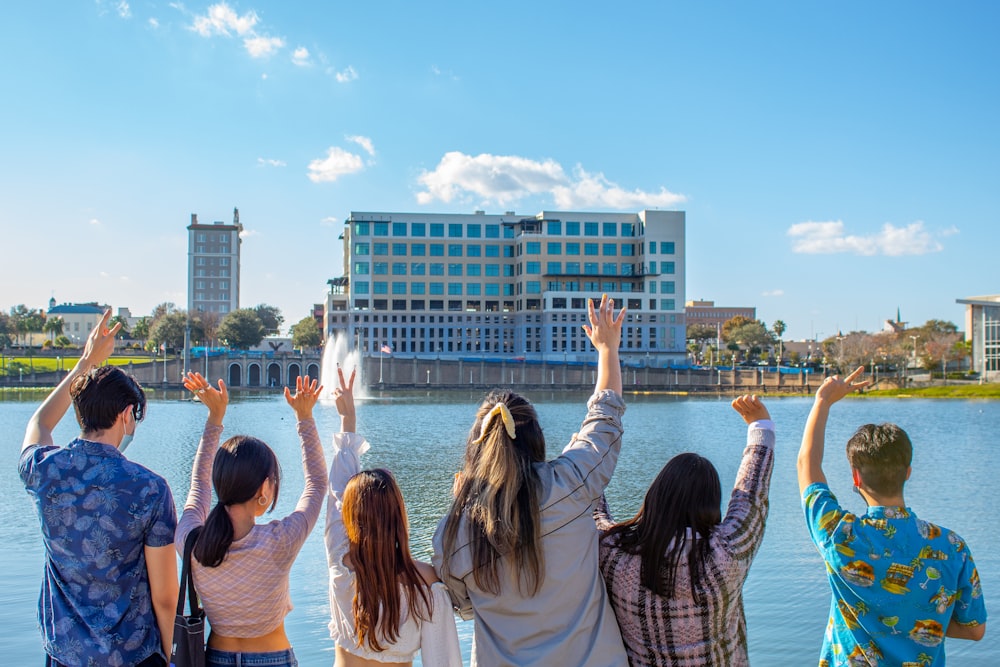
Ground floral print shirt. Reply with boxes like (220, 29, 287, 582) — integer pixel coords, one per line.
(803, 483, 986, 666)
(19, 439, 176, 667)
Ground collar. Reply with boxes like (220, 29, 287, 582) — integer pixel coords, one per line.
(865, 505, 913, 520)
(71, 437, 124, 458)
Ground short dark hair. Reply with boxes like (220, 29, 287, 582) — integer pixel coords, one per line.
(846, 423, 912, 496)
(70, 366, 146, 434)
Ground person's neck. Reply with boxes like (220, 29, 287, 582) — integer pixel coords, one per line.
(226, 502, 259, 541)
(81, 428, 120, 448)
(860, 488, 906, 508)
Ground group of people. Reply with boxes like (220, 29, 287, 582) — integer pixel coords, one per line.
(19, 302, 986, 667)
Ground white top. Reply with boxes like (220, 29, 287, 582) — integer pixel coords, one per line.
(325, 432, 463, 665)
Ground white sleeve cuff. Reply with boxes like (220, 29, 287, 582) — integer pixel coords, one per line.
(749, 419, 774, 432)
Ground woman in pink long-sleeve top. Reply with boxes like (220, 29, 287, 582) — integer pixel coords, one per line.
(594, 395, 775, 667)
(175, 373, 328, 667)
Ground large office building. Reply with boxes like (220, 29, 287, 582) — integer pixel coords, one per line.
(187, 209, 243, 316)
(325, 209, 686, 365)
(957, 294, 1000, 381)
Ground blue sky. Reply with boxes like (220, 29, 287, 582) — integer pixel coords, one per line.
(1, 1, 997, 341)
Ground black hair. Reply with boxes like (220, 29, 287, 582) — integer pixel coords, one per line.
(194, 435, 281, 568)
(70, 365, 146, 434)
(846, 423, 912, 496)
(602, 453, 722, 598)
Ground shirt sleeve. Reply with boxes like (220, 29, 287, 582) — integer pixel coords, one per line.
(419, 582, 464, 667)
(175, 421, 223, 555)
(717, 420, 775, 570)
(145, 476, 177, 548)
(431, 520, 474, 622)
(950, 542, 989, 628)
(592, 494, 616, 532)
(274, 418, 328, 553)
(548, 389, 626, 505)
(325, 431, 369, 645)
(802, 482, 851, 553)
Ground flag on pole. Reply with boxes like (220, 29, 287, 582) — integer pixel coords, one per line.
(380, 344, 393, 355)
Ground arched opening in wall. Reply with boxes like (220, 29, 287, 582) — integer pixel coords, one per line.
(267, 363, 282, 387)
(306, 363, 319, 382)
(229, 363, 242, 387)
(288, 363, 301, 386)
(247, 363, 261, 386)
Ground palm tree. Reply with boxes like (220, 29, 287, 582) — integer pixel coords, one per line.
(43, 316, 64, 343)
(772, 319, 786, 366)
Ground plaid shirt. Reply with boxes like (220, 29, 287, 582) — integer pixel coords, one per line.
(595, 422, 774, 666)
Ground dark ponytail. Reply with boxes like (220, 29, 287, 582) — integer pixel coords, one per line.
(194, 435, 281, 568)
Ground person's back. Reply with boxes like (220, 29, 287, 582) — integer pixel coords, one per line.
(798, 368, 986, 665)
(19, 311, 177, 667)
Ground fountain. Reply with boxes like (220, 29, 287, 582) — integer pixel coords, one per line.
(320, 333, 367, 400)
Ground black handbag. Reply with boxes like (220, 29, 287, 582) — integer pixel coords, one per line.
(170, 527, 206, 667)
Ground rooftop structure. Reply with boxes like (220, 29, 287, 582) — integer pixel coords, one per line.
(187, 208, 242, 316)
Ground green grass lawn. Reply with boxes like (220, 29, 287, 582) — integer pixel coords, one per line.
(0, 355, 161, 375)
(865, 384, 1000, 399)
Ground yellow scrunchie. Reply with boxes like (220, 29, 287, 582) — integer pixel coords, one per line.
(472, 402, 516, 444)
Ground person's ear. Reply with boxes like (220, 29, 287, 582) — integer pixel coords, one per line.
(851, 468, 863, 488)
(904, 466, 912, 481)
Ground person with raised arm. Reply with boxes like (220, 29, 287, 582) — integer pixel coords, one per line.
(325, 366, 462, 666)
(176, 372, 327, 667)
(19, 310, 177, 667)
(594, 394, 775, 666)
(798, 367, 986, 665)
(434, 293, 629, 667)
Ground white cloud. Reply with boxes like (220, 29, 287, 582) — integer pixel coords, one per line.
(761, 289, 784, 297)
(239, 229, 259, 239)
(787, 220, 945, 256)
(416, 151, 686, 210)
(257, 157, 286, 167)
(292, 46, 311, 66)
(89, 218, 101, 226)
(261, 73, 268, 80)
(308, 147, 364, 183)
(115, 1, 131, 18)
(244, 35, 284, 58)
(191, 2, 258, 36)
(335, 66, 358, 83)
(99, 271, 110, 278)
(148, 17, 160, 29)
(320, 216, 340, 226)
(346, 135, 375, 157)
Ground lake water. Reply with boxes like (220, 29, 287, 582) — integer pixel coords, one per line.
(2, 390, 997, 665)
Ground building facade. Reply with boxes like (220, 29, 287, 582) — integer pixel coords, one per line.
(187, 209, 242, 316)
(326, 209, 687, 366)
(957, 294, 1000, 381)
(46, 301, 106, 345)
(684, 300, 756, 330)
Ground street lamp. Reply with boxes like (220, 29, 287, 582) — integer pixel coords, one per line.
(909, 335, 919, 364)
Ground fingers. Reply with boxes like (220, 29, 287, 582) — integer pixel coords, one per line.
(845, 366, 866, 383)
(347, 368, 356, 391)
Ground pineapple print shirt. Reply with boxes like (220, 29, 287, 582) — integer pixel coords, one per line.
(803, 483, 986, 666)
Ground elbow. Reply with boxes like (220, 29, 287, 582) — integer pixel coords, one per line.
(967, 624, 986, 641)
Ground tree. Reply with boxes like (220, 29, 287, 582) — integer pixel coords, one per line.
(108, 314, 130, 338)
(217, 309, 266, 350)
(132, 317, 150, 348)
(772, 319, 787, 364)
(195, 310, 222, 348)
(150, 302, 177, 322)
(253, 304, 285, 336)
(0, 311, 11, 348)
(43, 316, 64, 342)
(10, 305, 45, 346)
(148, 311, 189, 350)
(686, 323, 717, 344)
(724, 319, 773, 360)
(290, 316, 322, 350)
(721, 315, 755, 343)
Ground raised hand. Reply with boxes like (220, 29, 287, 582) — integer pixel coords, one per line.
(332, 366, 357, 433)
(582, 293, 626, 352)
(80, 310, 121, 369)
(183, 371, 228, 425)
(285, 375, 323, 421)
(816, 366, 871, 405)
(731, 394, 770, 425)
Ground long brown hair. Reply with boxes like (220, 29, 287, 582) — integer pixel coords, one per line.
(441, 390, 546, 596)
(342, 468, 431, 652)
(602, 453, 721, 598)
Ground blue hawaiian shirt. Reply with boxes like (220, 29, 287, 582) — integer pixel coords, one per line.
(19, 438, 176, 667)
(803, 483, 986, 666)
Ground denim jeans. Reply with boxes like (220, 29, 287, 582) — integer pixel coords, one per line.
(205, 648, 298, 667)
(46, 653, 166, 667)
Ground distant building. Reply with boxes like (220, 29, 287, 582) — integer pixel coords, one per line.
(684, 300, 756, 331)
(46, 301, 106, 344)
(956, 294, 1000, 380)
(187, 208, 242, 316)
(326, 209, 687, 365)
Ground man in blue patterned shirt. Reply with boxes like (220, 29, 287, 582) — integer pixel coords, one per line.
(797, 367, 986, 666)
(19, 311, 178, 667)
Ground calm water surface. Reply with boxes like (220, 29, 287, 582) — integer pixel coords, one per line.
(2, 390, 997, 665)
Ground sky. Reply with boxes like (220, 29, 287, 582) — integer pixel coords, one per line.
(1, 1, 997, 342)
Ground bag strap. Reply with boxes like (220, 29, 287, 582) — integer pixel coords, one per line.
(176, 526, 203, 617)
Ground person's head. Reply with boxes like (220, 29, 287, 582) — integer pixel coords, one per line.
(443, 390, 546, 595)
(605, 452, 722, 596)
(342, 469, 430, 651)
(194, 435, 281, 568)
(846, 423, 912, 497)
(69, 365, 145, 443)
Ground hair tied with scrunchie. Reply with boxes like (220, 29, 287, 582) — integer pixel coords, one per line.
(472, 402, 517, 444)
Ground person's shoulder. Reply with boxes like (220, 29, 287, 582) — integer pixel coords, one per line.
(415, 560, 439, 586)
(18, 443, 64, 479)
